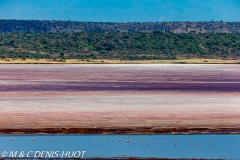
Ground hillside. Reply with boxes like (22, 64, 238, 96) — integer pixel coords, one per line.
(1, 20, 240, 33)
(0, 20, 239, 60)
(0, 32, 239, 60)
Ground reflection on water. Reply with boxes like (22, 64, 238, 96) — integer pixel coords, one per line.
(0, 134, 240, 159)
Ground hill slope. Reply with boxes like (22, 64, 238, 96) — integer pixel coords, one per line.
(0, 32, 239, 60)
(1, 20, 240, 33)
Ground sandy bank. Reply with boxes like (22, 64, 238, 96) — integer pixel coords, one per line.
(0, 58, 239, 64)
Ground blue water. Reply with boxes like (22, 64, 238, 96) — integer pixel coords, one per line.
(0, 134, 240, 159)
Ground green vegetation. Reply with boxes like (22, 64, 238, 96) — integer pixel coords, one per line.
(1, 20, 240, 33)
(0, 32, 239, 60)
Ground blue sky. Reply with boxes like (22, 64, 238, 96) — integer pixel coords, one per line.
(0, 0, 240, 22)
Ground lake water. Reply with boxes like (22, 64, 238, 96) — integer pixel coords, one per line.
(0, 134, 240, 159)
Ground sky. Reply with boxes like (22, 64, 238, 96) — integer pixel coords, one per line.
(0, 0, 240, 22)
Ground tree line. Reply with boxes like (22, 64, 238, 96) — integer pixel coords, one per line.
(1, 20, 240, 33)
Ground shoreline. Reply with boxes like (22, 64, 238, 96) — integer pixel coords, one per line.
(1, 127, 240, 135)
(0, 58, 239, 64)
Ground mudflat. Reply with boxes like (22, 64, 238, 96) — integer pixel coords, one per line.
(0, 64, 239, 134)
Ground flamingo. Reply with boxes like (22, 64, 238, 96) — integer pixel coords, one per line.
(163, 140, 167, 146)
(153, 140, 157, 145)
(174, 140, 177, 146)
